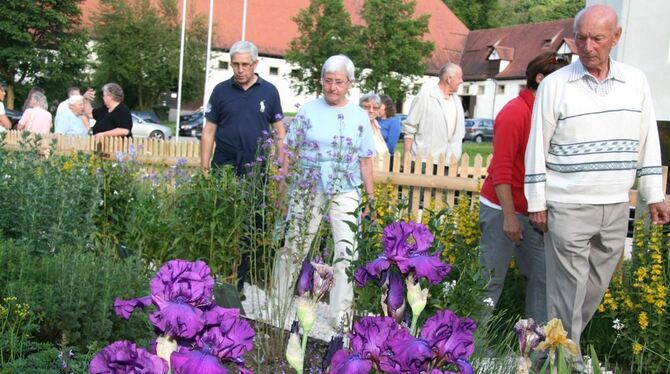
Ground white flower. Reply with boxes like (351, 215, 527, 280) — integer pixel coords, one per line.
(3, 174, 10, 179)
(443, 280, 457, 294)
(612, 318, 624, 331)
(483, 297, 495, 307)
(406, 278, 428, 317)
(155, 335, 177, 369)
(113, 190, 118, 195)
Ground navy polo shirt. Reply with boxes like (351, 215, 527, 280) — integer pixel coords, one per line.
(205, 75, 284, 172)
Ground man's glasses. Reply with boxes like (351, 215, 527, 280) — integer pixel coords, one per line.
(322, 79, 350, 87)
(232, 62, 255, 70)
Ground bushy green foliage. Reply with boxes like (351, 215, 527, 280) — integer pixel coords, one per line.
(0, 240, 152, 349)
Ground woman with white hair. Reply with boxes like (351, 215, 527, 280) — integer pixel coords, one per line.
(17, 91, 52, 135)
(359, 92, 389, 156)
(55, 95, 90, 136)
(274, 55, 375, 329)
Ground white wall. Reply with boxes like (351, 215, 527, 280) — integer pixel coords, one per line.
(459, 79, 523, 119)
(587, 0, 670, 120)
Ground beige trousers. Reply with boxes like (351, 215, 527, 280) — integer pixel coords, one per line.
(273, 189, 360, 327)
(545, 201, 628, 356)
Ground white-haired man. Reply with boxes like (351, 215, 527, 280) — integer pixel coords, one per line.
(55, 95, 90, 136)
(403, 63, 465, 163)
(524, 4, 670, 365)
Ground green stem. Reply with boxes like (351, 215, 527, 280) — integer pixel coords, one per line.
(298, 330, 309, 374)
(410, 314, 420, 336)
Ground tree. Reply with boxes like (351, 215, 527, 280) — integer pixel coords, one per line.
(357, 0, 434, 103)
(284, 0, 361, 96)
(444, 0, 499, 30)
(92, 0, 206, 110)
(0, 0, 90, 109)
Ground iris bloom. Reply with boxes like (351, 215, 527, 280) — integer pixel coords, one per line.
(379, 328, 432, 372)
(535, 318, 579, 358)
(513, 318, 545, 357)
(420, 310, 477, 369)
(349, 316, 399, 366)
(90, 340, 168, 374)
(295, 257, 314, 296)
(328, 351, 372, 374)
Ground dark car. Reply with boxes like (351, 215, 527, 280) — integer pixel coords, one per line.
(179, 110, 204, 138)
(463, 118, 494, 143)
(5, 108, 22, 129)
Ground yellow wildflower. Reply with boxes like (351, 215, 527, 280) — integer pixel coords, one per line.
(535, 318, 580, 358)
(638, 312, 649, 330)
(632, 343, 643, 355)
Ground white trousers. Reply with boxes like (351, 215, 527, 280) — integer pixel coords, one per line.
(273, 189, 360, 327)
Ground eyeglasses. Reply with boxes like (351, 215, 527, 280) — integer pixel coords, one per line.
(322, 79, 350, 87)
(231, 62, 256, 70)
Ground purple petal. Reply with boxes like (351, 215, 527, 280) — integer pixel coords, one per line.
(354, 257, 391, 287)
(396, 253, 451, 285)
(379, 328, 432, 373)
(349, 317, 398, 364)
(150, 260, 215, 306)
(295, 257, 314, 296)
(328, 351, 372, 374)
(170, 348, 228, 374)
(114, 296, 152, 319)
(90, 340, 168, 374)
(202, 303, 241, 326)
(149, 301, 205, 339)
(382, 221, 434, 258)
(322, 335, 344, 370)
(386, 269, 406, 316)
(213, 315, 255, 360)
(420, 310, 477, 365)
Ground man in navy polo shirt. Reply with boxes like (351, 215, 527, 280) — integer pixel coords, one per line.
(201, 40, 285, 292)
(201, 40, 285, 175)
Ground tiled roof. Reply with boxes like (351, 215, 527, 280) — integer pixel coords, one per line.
(461, 19, 574, 81)
(80, 0, 468, 75)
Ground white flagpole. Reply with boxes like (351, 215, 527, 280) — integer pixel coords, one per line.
(242, 0, 248, 41)
(175, 0, 188, 142)
(202, 0, 214, 127)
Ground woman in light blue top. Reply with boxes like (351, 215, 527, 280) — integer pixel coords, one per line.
(54, 95, 90, 136)
(274, 55, 375, 329)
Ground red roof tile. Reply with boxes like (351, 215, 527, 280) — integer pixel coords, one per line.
(461, 19, 574, 81)
(80, 0, 468, 75)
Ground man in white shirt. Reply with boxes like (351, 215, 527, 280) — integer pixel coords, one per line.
(524, 4, 670, 364)
(402, 63, 465, 163)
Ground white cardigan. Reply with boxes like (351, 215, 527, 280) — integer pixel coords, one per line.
(524, 60, 665, 212)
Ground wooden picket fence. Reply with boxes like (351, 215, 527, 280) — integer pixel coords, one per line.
(2, 130, 667, 223)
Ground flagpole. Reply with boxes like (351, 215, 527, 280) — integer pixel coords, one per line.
(175, 0, 188, 142)
(242, 0, 248, 40)
(201, 0, 214, 128)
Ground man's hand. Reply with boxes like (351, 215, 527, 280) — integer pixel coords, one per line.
(529, 210, 548, 232)
(503, 213, 523, 245)
(649, 202, 670, 225)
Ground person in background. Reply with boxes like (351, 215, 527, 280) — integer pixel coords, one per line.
(274, 55, 375, 329)
(478, 52, 569, 325)
(22, 87, 45, 112)
(524, 5, 670, 366)
(55, 95, 90, 136)
(0, 83, 12, 131)
(359, 93, 389, 157)
(56, 86, 95, 119)
(92, 83, 132, 138)
(377, 94, 402, 154)
(17, 91, 52, 135)
(403, 63, 465, 163)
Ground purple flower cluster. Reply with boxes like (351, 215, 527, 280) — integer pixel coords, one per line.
(355, 221, 451, 321)
(92, 260, 254, 373)
(327, 314, 476, 373)
(90, 341, 167, 374)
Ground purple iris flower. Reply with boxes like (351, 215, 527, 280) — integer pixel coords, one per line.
(149, 260, 215, 307)
(513, 318, 545, 356)
(114, 296, 152, 319)
(382, 221, 434, 258)
(328, 350, 372, 374)
(295, 257, 314, 296)
(396, 252, 451, 285)
(420, 310, 476, 368)
(379, 328, 432, 373)
(90, 340, 168, 374)
(170, 347, 228, 374)
(354, 257, 391, 287)
(350, 316, 398, 365)
(384, 268, 406, 322)
(322, 335, 344, 371)
(429, 359, 474, 374)
(149, 299, 205, 339)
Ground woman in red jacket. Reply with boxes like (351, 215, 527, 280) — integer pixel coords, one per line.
(479, 52, 568, 323)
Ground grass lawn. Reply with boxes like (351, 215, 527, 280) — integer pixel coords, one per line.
(393, 140, 493, 166)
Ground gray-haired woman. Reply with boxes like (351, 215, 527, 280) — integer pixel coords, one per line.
(92, 83, 132, 138)
(17, 91, 52, 134)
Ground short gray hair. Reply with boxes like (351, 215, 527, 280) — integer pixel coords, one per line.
(102, 83, 124, 102)
(359, 92, 380, 106)
(31, 92, 49, 110)
(438, 63, 461, 81)
(68, 94, 84, 106)
(321, 55, 355, 81)
(229, 40, 259, 62)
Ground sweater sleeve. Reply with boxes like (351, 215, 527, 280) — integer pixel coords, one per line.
(402, 93, 426, 138)
(524, 81, 557, 212)
(491, 103, 523, 186)
(636, 75, 665, 204)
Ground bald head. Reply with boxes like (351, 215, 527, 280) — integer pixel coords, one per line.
(573, 4, 621, 79)
(574, 4, 619, 33)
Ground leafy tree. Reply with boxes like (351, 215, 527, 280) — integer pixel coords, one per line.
(284, 0, 361, 96)
(92, 0, 206, 110)
(0, 0, 90, 109)
(444, 0, 499, 30)
(357, 0, 434, 103)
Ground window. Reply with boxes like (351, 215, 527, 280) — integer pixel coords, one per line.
(477, 85, 485, 95)
(218, 61, 229, 70)
(269, 67, 279, 76)
(496, 84, 505, 94)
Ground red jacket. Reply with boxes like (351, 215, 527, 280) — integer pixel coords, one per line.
(480, 88, 535, 214)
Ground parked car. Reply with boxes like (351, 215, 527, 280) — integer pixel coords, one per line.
(463, 118, 494, 143)
(131, 111, 162, 125)
(179, 110, 204, 138)
(131, 113, 172, 139)
(5, 108, 22, 129)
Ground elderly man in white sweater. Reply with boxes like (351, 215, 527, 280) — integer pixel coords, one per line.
(524, 4, 670, 365)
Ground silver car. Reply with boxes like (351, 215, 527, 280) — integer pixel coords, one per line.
(463, 118, 494, 143)
(131, 114, 172, 140)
